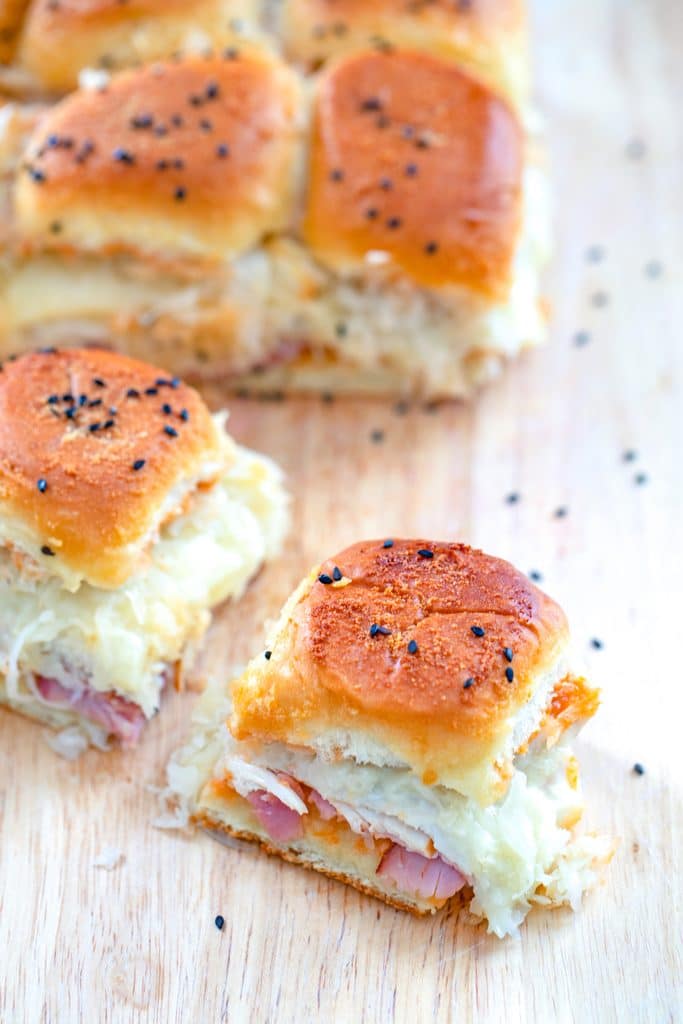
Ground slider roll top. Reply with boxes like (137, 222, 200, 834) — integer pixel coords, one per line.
(168, 541, 612, 937)
(0, 347, 288, 751)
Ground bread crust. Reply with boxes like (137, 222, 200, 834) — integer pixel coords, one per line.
(14, 53, 302, 261)
(282, 0, 528, 103)
(193, 809, 472, 916)
(303, 50, 523, 297)
(0, 347, 222, 588)
(17, 0, 261, 93)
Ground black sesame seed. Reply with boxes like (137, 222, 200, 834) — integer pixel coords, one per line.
(386, 217, 402, 230)
(179, 409, 189, 422)
(63, 393, 74, 403)
(171, 377, 181, 388)
(415, 137, 430, 149)
(622, 449, 637, 462)
(37, 478, 47, 493)
(41, 545, 55, 557)
(49, 221, 62, 234)
(383, 539, 394, 548)
(132, 459, 146, 471)
(529, 570, 543, 582)
(214, 915, 225, 931)
(425, 241, 439, 255)
(156, 159, 169, 171)
(365, 207, 379, 220)
(89, 423, 101, 433)
(417, 548, 433, 559)
(335, 322, 348, 338)
(505, 492, 520, 505)
(405, 163, 418, 177)
(162, 403, 172, 415)
(379, 177, 392, 190)
(505, 667, 514, 683)
(108, 406, 117, 415)
(64, 408, 76, 420)
(145, 387, 158, 396)
(174, 187, 187, 201)
(78, 394, 87, 406)
(407, 639, 419, 654)
(554, 506, 568, 518)
(590, 638, 603, 650)
(93, 377, 106, 388)
(633, 763, 645, 776)
(573, 330, 590, 347)
(370, 429, 384, 443)
(112, 147, 135, 164)
(206, 82, 219, 100)
(634, 472, 648, 486)
(47, 395, 59, 405)
(503, 647, 513, 662)
(401, 125, 415, 139)
(103, 419, 114, 429)
(171, 114, 183, 127)
(330, 168, 344, 182)
(463, 678, 474, 689)
(216, 143, 230, 158)
(164, 425, 178, 438)
(369, 623, 380, 637)
(332, 566, 342, 581)
(130, 113, 153, 129)
(199, 119, 213, 132)
(318, 573, 333, 585)
(264, 650, 272, 660)
(361, 97, 382, 112)
(127, 387, 140, 398)
(29, 167, 46, 184)
(471, 625, 485, 637)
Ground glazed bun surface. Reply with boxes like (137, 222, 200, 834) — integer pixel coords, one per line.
(14, 53, 302, 262)
(0, 347, 223, 589)
(303, 50, 523, 297)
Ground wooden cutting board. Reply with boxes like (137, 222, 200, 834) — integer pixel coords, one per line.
(1, 1, 680, 1020)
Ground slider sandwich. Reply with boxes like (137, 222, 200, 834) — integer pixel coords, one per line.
(279, 0, 530, 108)
(167, 540, 612, 937)
(0, 44, 548, 399)
(0, 347, 288, 753)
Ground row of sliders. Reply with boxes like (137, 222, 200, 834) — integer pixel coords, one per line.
(0, 347, 612, 936)
(1, 0, 528, 105)
(0, 23, 547, 398)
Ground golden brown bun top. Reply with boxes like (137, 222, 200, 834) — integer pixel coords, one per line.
(14, 53, 301, 262)
(0, 0, 30, 64)
(303, 50, 523, 297)
(282, 0, 528, 103)
(17, 0, 260, 93)
(231, 540, 571, 803)
(0, 347, 223, 589)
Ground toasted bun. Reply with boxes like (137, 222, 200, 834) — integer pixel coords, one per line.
(282, 0, 528, 103)
(17, 0, 262, 93)
(303, 51, 523, 298)
(14, 53, 302, 262)
(231, 540, 570, 804)
(0, 347, 224, 589)
(0, 0, 29, 63)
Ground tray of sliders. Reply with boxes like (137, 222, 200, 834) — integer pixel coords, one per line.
(0, 2, 679, 1022)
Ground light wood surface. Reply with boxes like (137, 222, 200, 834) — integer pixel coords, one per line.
(1, 2, 681, 1021)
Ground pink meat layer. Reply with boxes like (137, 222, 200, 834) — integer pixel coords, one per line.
(377, 845, 466, 901)
(246, 790, 304, 842)
(245, 780, 466, 903)
(35, 675, 148, 747)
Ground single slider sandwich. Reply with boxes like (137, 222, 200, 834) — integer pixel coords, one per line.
(0, 346, 288, 754)
(167, 539, 612, 937)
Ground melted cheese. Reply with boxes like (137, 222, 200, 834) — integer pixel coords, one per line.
(0, 439, 288, 717)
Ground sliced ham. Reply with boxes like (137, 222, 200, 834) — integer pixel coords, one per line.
(35, 675, 147, 747)
(246, 790, 304, 842)
(377, 845, 466, 901)
(308, 788, 338, 821)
